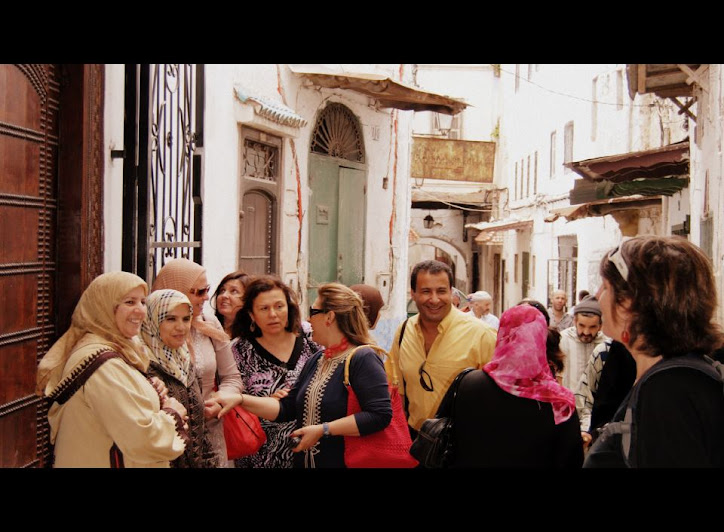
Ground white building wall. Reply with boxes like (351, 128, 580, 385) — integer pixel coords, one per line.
(408, 64, 500, 295)
(689, 64, 724, 324)
(497, 64, 688, 309)
(101, 64, 415, 349)
(103, 64, 127, 272)
(201, 64, 414, 349)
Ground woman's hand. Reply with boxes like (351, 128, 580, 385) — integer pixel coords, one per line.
(289, 424, 325, 452)
(270, 387, 290, 400)
(148, 377, 169, 402)
(581, 431, 592, 449)
(203, 400, 223, 420)
(164, 396, 189, 431)
(206, 391, 243, 418)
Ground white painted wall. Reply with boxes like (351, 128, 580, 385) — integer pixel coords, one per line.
(689, 64, 724, 324)
(103, 64, 126, 272)
(496, 64, 688, 309)
(100, 64, 416, 349)
(200, 64, 415, 349)
(407, 64, 500, 295)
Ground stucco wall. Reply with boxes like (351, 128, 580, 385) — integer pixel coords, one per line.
(495, 64, 688, 310)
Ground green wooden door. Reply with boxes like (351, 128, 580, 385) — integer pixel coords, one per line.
(337, 167, 365, 286)
(308, 156, 365, 301)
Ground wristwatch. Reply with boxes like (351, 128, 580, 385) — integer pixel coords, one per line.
(322, 422, 331, 439)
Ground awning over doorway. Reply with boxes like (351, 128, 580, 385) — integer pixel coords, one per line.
(544, 195, 662, 223)
(466, 218, 533, 243)
(234, 86, 307, 128)
(565, 141, 689, 205)
(565, 141, 689, 182)
(626, 64, 703, 99)
(411, 187, 493, 208)
(288, 64, 469, 115)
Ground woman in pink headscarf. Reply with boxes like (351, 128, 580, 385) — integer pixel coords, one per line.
(449, 304, 584, 468)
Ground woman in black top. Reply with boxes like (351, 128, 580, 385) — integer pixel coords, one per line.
(213, 282, 392, 468)
(450, 304, 584, 468)
(585, 236, 724, 468)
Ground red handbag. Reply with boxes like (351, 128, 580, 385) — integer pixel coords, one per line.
(222, 404, 267, 460)
(342, 346, 418, 468)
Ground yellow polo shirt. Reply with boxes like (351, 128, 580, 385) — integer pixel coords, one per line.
(389, 307, 497, 431)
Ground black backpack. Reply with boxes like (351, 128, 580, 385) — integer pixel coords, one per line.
(596, 354, 724, 467)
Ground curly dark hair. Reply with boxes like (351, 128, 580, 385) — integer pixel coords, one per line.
(518, 298, 563, 376)
(230, 275, 301, 340)
(600, 235, 724, 359)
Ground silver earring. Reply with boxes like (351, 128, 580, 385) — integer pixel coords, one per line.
(250, 321, 256, 332)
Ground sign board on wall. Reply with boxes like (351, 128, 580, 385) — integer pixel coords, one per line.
(411, 137, 495, 182)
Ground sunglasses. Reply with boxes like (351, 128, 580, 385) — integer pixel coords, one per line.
(608, 244, 629, 282)
(419, 362, 434, 392)
(189, 285, 211, 297)
(309, 307, 327, 317)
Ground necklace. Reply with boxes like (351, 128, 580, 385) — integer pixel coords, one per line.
(323, 337, 350, 359)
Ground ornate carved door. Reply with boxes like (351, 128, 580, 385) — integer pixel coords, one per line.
(0, 64, 104, 467)
(0, 64, 59, 468)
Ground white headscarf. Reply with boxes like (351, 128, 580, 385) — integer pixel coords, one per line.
(141, 289, 193, 386)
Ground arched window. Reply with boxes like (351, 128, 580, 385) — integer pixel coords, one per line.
(310, 102, 365, 162)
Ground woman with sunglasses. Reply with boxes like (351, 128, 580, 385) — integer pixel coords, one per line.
(219, 275, 319, 468)
(152, 258, 243, 467)
(213, 282, 394, 468)
(211, 269, 253, 340)
(585, 236, 724, 468)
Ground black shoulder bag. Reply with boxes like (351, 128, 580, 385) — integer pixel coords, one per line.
(409, 367, 475, 468)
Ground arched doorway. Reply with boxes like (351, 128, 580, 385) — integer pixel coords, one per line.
(409, 237, 469, 288)
(239, 189, 276, 274)
(307, 103, 366, 299)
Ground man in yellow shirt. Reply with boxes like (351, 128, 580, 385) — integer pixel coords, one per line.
(390, 260, 497, 436)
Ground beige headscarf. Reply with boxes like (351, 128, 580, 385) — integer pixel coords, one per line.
(151, 258, 228, 342)
(36, 271, 151, 396)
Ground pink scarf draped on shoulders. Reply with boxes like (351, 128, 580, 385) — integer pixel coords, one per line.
(483, 305, 575, 424)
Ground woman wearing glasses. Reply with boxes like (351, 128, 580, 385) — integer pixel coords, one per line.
(222, 275, 319, 468)
(152, 258, 243, 467)
(585, 236, 724, 468)
(213, 282, 394, 468)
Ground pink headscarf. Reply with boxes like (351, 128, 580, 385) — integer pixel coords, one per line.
(483, 305, 575, 424)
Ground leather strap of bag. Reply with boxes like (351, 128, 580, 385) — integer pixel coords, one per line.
(49, 350, 123, 405)
(396, 318, 410, 418)
(343, 345, 388, 386)
(435, 367, 475, 418)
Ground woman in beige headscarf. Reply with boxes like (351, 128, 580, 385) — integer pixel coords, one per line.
(152, 258, 243, 466)
(36, 271, 188, 468)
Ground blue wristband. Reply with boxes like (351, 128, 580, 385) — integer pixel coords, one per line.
(322, 422, 331, 438)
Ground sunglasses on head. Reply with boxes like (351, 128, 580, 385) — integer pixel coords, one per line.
(608, 244, 629, 282)
(309, 307, 327, 317)
(189, 285, 211, 297)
